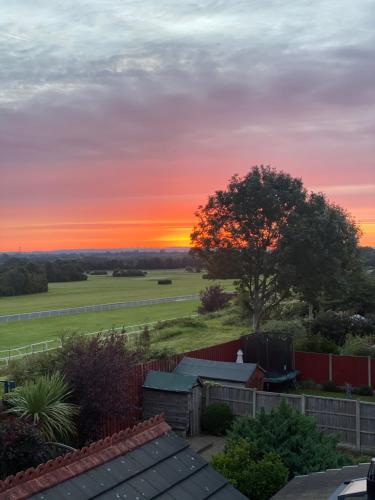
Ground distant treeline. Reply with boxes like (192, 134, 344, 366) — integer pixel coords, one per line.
(0, 259, 48, 297)
(0, 258, 86, 297)
(361, 247, 375, 270)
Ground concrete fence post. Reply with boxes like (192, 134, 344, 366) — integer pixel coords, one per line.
(356, 400, 361, 451)
(329, 353, 333, 382)
(206, 385, 210, 408)
(301, 395, 305, 415)
(252, 390, 257, 418)
(368, 356, 372, 388)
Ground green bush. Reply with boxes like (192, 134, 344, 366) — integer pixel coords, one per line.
(321, 380, 341, 392)
(89, 270, 108, 275)
(158, 279, 172, 285)
(147, 346, 177, 360)
(298, 379, 316, 390)
(341, 335, 375, 358)
(212, 439, 288, 500)
(353, 386, 373, 396)
(202, 403, 233, 436)
(305, 311, 349, 346)
(294, 333, 339, 354)
(262, 319, 305, 338)
(271, 301, 309, 321)
(227, 400, 350, 477)
(113, 269, 146, 277)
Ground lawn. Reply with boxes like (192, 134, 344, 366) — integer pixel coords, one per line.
(290, 388, 375, 403)
(0, 300, 200, 350)
(0, 270, 233, 315)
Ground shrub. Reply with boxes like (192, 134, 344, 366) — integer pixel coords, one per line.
(262, 319, 305, 338)
(201, 403, 233, 435)
(294, 333, 340, 354)
(202, 273, 211, 279)
(306, 311, 350, 346)
(353, 386, 373, 396)
(61, 333, 137, 444)
(341, 335, 375, 358)
(198, 285, 231, 314)
(212, 439, 288, 500)
(158, 279, 172, 285)
(271, 301, 309, 321)
(147, 346, 177, 360)
(0, 420, 50, 480)
(113, 269, 146, 277)
(154, 317, 206, 331)
(298, 379, 316, 390)
(227, 400, 350, 477)
(321, 380, 340, 392)
(89, 270, 108, 275)
(5, 373, 79, 442)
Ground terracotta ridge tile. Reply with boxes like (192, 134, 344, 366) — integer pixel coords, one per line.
(0, 414, 170, 499)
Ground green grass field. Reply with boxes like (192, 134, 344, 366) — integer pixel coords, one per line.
(0, 300, 199, 349)
(0, 270, 232, 315)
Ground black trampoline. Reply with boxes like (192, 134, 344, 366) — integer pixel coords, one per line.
(241, 332, 299, 389)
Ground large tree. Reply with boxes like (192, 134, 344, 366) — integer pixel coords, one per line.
(191, 166, 360, 330)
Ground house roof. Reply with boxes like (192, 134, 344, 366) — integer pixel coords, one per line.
(0, 415, 246, 500)
(272, 463, 371, 500)
(174, 357, 261, 383)
(143, 370, 200, 393)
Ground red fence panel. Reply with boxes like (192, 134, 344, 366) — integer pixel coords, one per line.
(333, 355, 369, 387)
(294, 351, 330, 384)
(185, 339, 241, 362)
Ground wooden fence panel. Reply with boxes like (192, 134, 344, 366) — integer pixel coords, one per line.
(255, 391, 302, 414)
(206, 385, 254, 417)
(305, 396, 356, 447)
(360, 402, 375, 451)
(202, 385, 375, 453)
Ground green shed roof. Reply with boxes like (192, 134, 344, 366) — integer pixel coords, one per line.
(143, 370, 200, 393)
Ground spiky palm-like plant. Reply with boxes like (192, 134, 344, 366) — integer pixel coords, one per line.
(6, 373, 79, 442)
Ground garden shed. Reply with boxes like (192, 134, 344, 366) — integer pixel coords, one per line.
(174, 357, 265, 390)
(142, 370, 202, 437)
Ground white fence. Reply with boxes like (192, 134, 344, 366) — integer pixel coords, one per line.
(0, 295, 198, 323)
(0, 314, 197, 366)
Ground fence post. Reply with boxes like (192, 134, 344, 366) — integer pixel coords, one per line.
(329, 353, 333, 382)
(301, 395, 305, 415)
(368, 357, 372, 388)
(252, 389, 256, 418)
(206, 385, 210, 407)
(355, 400, 361, 451)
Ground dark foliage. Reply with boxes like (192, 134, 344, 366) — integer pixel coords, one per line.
(191, 166, 360, 331)
(112, 268, 147, 277)
(228, 400, 349, 478)
(158, 279, 172, 284)
(212, 439, 288, 500)
(0, 419, 50, 479)
(45, 260, 87, 282)
(353, 386, 373, 396)
(60, 333, 138, 444)
(306, 311, 375, 347)
(201, 403, 233, 435)
(0, 259, 48, 296)
(89, 270, 108, 275)
(198, 285, 231, 314)
(321, 381, 340, 392)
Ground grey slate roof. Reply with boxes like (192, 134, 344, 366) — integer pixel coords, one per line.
(143, 370, 200, 393)
(174, 356, 259, 383)
(273, 464, 370, 500)
(29, 432, 246, 500)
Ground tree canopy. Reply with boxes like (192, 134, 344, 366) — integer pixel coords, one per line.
(191, 166, 360, 330)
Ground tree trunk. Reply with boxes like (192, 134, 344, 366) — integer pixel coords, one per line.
(252, 308, 262, 332)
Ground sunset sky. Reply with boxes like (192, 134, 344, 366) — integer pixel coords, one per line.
(0, 0, 374, 251)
